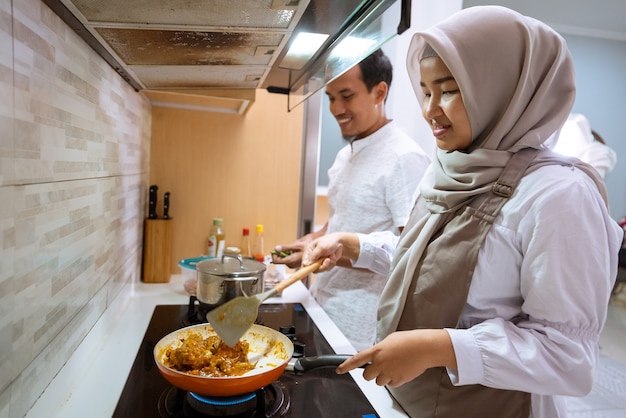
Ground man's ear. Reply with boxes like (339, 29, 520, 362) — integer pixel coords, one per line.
(376, 81, 389, 104)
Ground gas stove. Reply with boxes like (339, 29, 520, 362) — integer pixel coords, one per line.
(112, 298, 379, 417)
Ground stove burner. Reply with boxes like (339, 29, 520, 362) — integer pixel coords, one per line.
(183, 296, 211, 326)
(114, 303, 379, 417)
(158, 382, 290, 418)
(187, 392, 256, 416)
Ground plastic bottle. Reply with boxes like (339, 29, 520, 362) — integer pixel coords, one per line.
(240, 227, 252, 258)
(208, 218, 226, 258)
(252, 224, 265, 262)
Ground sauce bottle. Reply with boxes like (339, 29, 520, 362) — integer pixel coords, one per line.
(252, 224, 265, 262)
(240, 227, 251, 258)
(208, 218, 226, 258)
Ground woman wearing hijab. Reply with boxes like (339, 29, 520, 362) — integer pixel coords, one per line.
(302, 6, 624, 417)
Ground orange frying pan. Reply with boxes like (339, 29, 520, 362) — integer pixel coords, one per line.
(154, 323, 294, 396)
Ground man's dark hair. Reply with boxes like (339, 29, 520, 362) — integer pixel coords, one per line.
(358, 49, 393, 93)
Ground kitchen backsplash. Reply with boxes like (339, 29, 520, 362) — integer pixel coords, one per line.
(0, 0, 151, 417)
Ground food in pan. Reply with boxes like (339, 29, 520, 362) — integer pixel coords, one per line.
(163, 333, 256, 377)
(154, 324, 295, 396)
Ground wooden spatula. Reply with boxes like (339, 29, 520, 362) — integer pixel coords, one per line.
(207, 261, 322, 347)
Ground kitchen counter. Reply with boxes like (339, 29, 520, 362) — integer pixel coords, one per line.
(26, 274, 408, 418)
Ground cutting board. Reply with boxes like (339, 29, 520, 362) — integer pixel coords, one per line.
(142, 219, 174, 283)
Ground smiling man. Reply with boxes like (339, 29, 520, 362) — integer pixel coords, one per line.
(272, 49, 430, 351)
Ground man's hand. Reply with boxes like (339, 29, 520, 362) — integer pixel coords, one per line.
(270, 242, 306, 268)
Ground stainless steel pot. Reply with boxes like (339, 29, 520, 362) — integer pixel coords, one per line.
(195, 255, 265, 308)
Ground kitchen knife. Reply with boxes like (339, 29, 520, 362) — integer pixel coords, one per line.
(163, 192, 170, 220)
(148, 185, 158, 219)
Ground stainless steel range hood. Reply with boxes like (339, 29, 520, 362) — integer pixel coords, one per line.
(262, 0, 410, 110)
(43, 0, 409, 114)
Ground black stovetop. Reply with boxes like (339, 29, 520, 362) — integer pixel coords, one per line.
(112, 302, 379, 418)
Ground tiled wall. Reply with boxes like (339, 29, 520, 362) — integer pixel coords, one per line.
(0, 0, 151, 417)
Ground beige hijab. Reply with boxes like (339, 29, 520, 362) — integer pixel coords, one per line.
(377, 6, 608, 339)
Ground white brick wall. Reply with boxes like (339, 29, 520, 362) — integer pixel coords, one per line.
(0, 0, 151, 416)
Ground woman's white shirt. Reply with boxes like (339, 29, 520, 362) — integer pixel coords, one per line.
(356, 164, 623, 417)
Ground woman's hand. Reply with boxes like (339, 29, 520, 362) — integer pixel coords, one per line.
(301, 232, 346, 272)
(336, 329, 457, 387)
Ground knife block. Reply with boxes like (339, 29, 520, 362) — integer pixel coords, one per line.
(142, 219, 174, 283)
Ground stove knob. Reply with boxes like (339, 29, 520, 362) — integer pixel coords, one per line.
(279, 325, 296, 340)
(292, 341, 306, 358)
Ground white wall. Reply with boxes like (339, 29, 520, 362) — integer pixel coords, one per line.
(384, 0, 463, 158)
(564, 34, 626, 220)
(1, 0, 151, 416)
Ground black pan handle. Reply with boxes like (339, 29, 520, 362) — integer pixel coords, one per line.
(287, 355, 368, 373)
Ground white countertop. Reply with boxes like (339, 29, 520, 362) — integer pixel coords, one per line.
(26, 274, 408, 418)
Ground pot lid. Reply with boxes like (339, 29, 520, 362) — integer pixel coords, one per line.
(196, 255, 266, 277)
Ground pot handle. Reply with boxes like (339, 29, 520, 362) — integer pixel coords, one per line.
(287, 355, 368, 373)
(221, 254, 244, 267)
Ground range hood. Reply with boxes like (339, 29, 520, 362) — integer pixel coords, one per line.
(43, 0, 409, 114)
(263, 0, 409, 110)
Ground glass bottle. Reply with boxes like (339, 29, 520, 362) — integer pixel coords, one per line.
(253, 224, 265, 262)
(208, 218, 226, 258)
(240, 227, 251, 258)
